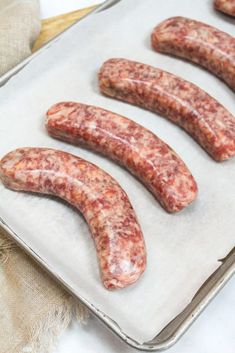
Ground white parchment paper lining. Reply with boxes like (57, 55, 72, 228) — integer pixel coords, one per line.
(0, 0, 234, 343)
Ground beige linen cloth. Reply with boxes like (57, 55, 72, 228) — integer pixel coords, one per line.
(0, 1, 89, 352)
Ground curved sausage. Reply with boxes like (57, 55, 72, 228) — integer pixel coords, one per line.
(151, 17, 235, 91)
(0, 147, 146, 290)
(99, 58, 235, 162)
(214, 0, 235, 16)
(46, 102, 197, 213)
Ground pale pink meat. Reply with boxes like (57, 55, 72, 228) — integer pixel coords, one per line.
(0, 147, 146, 290)
(214, 0, 235, 16)
(46, 102, 197, 213)
(151, 17, 235, 91)
(99, 58, 235, 162)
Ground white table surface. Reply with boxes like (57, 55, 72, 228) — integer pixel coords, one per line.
(39, 0, 104, 19)
(39, 1, 235, 352)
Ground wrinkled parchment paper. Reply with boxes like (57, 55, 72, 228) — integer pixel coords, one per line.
(0, 0, 234, 343)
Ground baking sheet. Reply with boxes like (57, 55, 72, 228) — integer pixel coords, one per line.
(0, 0, 235, 344)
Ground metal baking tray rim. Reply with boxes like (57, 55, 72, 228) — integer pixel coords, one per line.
(1, 217, 234, 351)
(0, 0, 122, 87)
(0, 0, 235, 350)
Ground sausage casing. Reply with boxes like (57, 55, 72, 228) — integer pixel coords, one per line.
(46, 102, 197, 213)
(99, 58, 235, 162)
(151, 16, 235, 91)
(0, 147, 146, 290)
(214, 0, 235, 16)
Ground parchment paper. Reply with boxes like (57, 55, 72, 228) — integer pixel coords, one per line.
(0, 0, 235, 343)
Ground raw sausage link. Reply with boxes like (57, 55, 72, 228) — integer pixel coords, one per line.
(214, 0, 235, 16)
(46, 102, 197, 213)
(151, 16, 235, 91)
(99, 58, 235, 162)
(0, 147, 146, 290)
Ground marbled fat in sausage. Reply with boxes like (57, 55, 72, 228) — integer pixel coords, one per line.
(151, 17, 235, 91)
(0, 147, 146, 290)
(99, 58, 235, 162)
(46, 102, 197, 213)
(214, 0, 235, 16)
